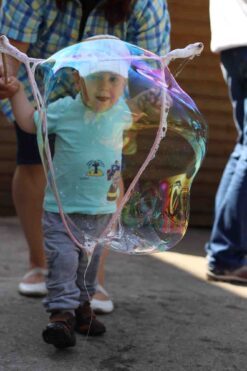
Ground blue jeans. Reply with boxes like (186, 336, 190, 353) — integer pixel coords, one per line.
(206, 47, 247, 270)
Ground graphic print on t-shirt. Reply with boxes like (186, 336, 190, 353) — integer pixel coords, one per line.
(87, 160, 105, 176)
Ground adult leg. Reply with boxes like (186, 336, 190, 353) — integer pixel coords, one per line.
(13, 124, 47, 295)
(95, 247, 109, 288)
(91, 178, 125, 313)
(206, 47, 247, 279)
(76, 214, 112, 304)
(91, 249, 114, 314)
(12, 165, 46, 269)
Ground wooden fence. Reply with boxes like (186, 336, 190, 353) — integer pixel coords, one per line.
(0, 0, 235, 225)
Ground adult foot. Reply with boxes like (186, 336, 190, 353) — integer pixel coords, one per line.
(18, 267, 48, 297)
(207, 265, 247, 284)
(91, 284, 114, 314)
(75, 301, 106, 336)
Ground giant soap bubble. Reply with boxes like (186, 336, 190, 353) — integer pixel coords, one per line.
(0, 35, 206, 254)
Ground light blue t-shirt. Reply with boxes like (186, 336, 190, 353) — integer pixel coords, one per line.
(34, 94, 132, 214)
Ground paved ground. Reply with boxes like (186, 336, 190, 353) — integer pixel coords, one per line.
(0, 217, 246, 371)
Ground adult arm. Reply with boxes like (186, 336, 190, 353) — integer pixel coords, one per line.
(8, 77, 36, 133)
(0, 0, 40, 97)
(127, 0, 171, 55)
(0, 40, 30, 99)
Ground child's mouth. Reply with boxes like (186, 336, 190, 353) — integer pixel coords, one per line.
(96, 96, 110, 102)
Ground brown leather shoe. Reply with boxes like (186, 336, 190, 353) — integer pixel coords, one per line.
(207, 265, 247, 284)
(75, 301, 106, 336)
(42, 312, 76, 348)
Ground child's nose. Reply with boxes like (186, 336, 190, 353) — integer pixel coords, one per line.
(98, 77, 109, 89)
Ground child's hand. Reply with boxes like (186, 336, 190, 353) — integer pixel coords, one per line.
(0, 68, 21, 99)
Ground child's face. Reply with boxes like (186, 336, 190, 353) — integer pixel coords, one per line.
(75, 71, 126, 112)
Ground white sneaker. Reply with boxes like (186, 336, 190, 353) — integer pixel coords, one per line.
(91, 284, 114, 314)
(18, 267, 48, 297)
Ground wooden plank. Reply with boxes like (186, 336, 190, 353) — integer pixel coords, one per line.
(0, 191, 13, 207)
(0, 161, 16, 174)
(0, 144, 16, 160)
(0, 128, 16, 143)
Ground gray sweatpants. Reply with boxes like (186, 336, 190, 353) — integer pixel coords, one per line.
(42, 211, 111, 312)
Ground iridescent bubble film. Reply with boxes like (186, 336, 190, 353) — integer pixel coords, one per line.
(1, 36, 206, 254)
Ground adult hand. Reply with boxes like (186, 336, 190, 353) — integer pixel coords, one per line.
(128, 87, 164, 124)
(0, 39, 29, 99)
(0, 71, 21, 99)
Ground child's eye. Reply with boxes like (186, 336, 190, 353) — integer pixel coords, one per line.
(109, 76, 118, 83)
(87, 75, 98, 81)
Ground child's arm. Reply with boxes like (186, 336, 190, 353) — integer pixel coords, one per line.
(1, 76, 36, 133)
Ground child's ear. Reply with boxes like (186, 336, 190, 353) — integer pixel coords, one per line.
(73, 71, 89, 103)
(73, 71, 81, 91)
